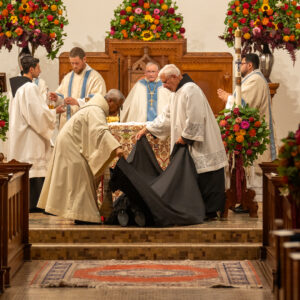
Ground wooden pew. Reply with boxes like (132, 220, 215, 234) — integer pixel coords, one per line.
(290, 252, 300, 300)
(0, 160, 31, 291)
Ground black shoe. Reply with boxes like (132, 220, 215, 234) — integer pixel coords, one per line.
(233, 205, 249, 214)
(74, 220, 100, 225)
(43, 211, 56, 216)
(134, 211, 146, 227)
(29, 207, 44, 213)
(117, 210, 129, 227)
(204, 212, 218, 222)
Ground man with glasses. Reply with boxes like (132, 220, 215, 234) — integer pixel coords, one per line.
(217, 53, 276, 212)
(120, 62, 170, 122)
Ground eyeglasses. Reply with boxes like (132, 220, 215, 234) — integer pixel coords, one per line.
(161, 76, 173, 84)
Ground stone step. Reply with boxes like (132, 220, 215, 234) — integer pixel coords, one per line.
(29, 227, 262, 244)
(31, 242, 261, 260)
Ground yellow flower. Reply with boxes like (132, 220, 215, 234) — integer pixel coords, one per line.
(239, 129, 246, 136)
(141, 30, 154, 41)
(243, 33, 251, 39)
(273, 23, 278, 30)
(261, 4, 270, 11)
(0, 1, 3, 7)
(29, 18, 35, 26)
(150, 24, 156, 31)
(161, 4, 168, 11)
(228, 135, 234, 141)
(155, 33, 160, 39)
(283, 35, 290, 42)
(21, 0, 27, 3)
(10, 16, 18, 24)
(236, 6, 241, 13)
(236, 135, 244, 143)
(129, 16, 134, 22)
(145, 15, 154, 23)
(5, 31, 12, 38)
(126, 6, 132, 13)
(50, 4, 57, 11)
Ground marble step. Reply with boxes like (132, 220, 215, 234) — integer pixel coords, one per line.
(29, 227, 262, 244)
(31, 242, 261, 260)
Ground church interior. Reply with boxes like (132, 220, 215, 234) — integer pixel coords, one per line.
(1, 0, 300, 299)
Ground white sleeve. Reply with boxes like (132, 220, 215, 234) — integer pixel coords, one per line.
(226, 95, 234, 109)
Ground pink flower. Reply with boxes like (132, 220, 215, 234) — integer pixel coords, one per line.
(235, 117, 242, 123)
(283, 28, 291, 35)
(234, 151, 240, 155)
(246, 149, 253, 156)
(135, 7, 142, 14)
(233, 124, 240, 132)
(241, 120, 250, 129)
(110, 29, 115, 35)
(219, 120, 227, 127)
(154, 8, 160, 14)
(242, 26, 249, 33)
(253, 27, 261, 36)
(250, 20, 255, 28)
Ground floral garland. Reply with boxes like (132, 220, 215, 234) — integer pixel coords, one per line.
(0, 0, 68, 59)
(0, 92, 9, 142)
(220, 0, 300, 62)
(217, 104, 270, 167)
(277, 124, 300, 205)
(107, 0, 185, 41)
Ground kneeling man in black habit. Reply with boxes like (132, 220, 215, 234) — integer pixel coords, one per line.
(109, 64, 228, 227)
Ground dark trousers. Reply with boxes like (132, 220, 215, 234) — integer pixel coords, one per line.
(197, 167, 225, 216)
(29, 177, 45, 212)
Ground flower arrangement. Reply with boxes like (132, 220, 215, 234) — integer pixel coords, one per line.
(107, 0, 185, 41)
(217, 104, 270, 167)
(0, 0, 68, 59)
(0, 92, 9, 141)
(220, 0, 300, 62)
(277, 124, 300, 204)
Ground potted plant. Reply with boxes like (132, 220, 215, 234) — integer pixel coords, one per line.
(0, 0, 68, 59)
(107, 0, 185, 41)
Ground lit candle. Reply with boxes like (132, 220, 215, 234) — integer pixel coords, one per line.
(234, 28, 242, 106)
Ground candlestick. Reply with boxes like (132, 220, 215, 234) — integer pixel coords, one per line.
(234, 28, 242, 106)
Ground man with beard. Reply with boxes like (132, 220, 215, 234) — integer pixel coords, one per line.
(48, 47, 106, 129)
(217, 53, 276, 212)
(136, 64, 228, 220)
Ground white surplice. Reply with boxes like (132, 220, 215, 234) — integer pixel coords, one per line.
(120, 79, 171, 122)
(56, 64, 106, 129)
(37, 94, 121, 223)
(147, 82, 228, 174)
(8, 82, 56, 178)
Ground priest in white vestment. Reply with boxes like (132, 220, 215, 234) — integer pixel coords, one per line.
(48, 47, 106, 129)
(217, 53, 276, 207)
(120, 62, 171, 122)
(137, 64, 228, 220)
(8, 56, 57, 212)
(37, 90, 125, 224)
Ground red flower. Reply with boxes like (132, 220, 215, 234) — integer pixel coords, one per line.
(131, 3, 137, 6)
(225, 115, 231, 120)
(297, 6, 300, 10)
(0, 120, 5, 127)
(7, 3, 13, 10)
(233, 108, 240, 115)
(235, 144, 243, 151)
(47, 15, 54, 21)
(227, 10, 233, 15)
(179, 27, 185, 34)
(151, 0, 157, 3)
(233, 124, 240, 132)
(120, 10, 126, 15)
(250, 0, 257, 5)
(249, 129, 256, 137)
(225, 131, 230, 136)
(242, 3, 249, 9)
(228, 28, 233, 33)
(159, 0, 164, 3)
(154, 15, 160, 19)
(253, 141, 260, 147)
(138, 0, 144, 6)
(168, 8, 175, 14)
(254, 121, 261, 127)
(156, 26, 162, 32)
(239, 18, 247, 24)
(60, 23, 64, 28)
(246, 149, 253, 155)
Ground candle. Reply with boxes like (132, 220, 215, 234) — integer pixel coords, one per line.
(234, 28, 242, 106)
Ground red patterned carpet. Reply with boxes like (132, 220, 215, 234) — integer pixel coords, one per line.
(31, 260, 262, 288)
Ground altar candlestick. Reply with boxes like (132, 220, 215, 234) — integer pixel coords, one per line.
(234, 28, 242, 106)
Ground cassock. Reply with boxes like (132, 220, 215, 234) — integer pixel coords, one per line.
(146, 74, 228, 215)
(37, 94, 121, 223)
(8, 76, 56, 211)
(55, 64, 106, 129)
(8, 76, 56, 178)
(226, 69, 276, 164)
(120, 79, 171, 122)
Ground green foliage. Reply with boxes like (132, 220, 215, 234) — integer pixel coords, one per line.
(0, 92, 9, 141)
(217, 104, 270, 167)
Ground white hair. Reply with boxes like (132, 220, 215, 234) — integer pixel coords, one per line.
(158, 64, 181, 79)
(146, 62, 159, 70)
(105, 89, 125, 103)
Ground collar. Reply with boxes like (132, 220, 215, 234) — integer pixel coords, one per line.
(175, 73, 194, 92)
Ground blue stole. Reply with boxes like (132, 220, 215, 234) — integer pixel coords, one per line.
(34, 78, 39, 86)
(234, 70, 276, 160)
(66, 69, 92, 120)
(140, 79, 162, 121)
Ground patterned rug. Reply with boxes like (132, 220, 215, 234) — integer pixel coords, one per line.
(30, 260, 262, 289)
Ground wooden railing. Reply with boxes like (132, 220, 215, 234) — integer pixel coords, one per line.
(0, 160, 31, 294)
(260, 161, 300, 300)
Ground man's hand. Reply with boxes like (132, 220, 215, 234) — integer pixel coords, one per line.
(56, 104, 66, 114)
(49, 92, 58, 102)
(217, 89, 230, 104)
(116, 147, 124, 158)
(64, 97, 79, 106)
(176, 137, 186, 145)
(136, 127, 148, 140)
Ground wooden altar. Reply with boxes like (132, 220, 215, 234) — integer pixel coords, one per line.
(59, 39, 233, 115)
